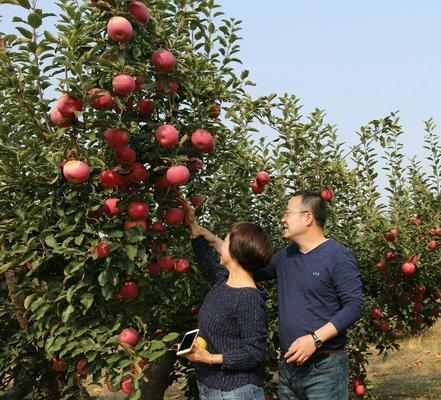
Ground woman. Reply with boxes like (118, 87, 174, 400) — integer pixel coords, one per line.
(177, 197, 273, 400)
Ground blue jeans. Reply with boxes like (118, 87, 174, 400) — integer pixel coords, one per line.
(197, 382, 264, 400)
(278, 350, 349, 400)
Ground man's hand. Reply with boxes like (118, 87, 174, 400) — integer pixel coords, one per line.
(284, 334, 317, 365)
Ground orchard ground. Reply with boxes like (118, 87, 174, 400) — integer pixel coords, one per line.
(86, 320, 441, 400)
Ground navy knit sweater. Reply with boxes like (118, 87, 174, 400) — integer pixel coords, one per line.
(191, 236, 268, 390)
(255, 239, 364, 353)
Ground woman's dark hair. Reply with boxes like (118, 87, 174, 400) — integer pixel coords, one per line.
(227, 222, 273, 272)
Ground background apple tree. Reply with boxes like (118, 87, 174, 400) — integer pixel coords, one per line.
(0, 0, 440, 399)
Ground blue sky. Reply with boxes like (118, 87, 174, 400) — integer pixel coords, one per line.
(1, 1, 440, 168)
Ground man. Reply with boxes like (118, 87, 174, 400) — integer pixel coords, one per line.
(255, 191, 364, 399)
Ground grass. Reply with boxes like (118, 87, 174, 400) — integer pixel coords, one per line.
(366, 319, 441, 399)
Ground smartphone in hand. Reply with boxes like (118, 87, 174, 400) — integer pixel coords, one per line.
(176, 329, 199, 356)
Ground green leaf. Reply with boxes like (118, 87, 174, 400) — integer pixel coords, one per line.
(27, 12, 42, 29)
(98, 270, 109, 286)
(126, 244, 137, 261)
(80, 293, 94, 312)
(61, 304, 75, 323)
(17, 0, 31, 7)
(74, 234, 85, 246)
(0, 0, 20, 5)
(162, 332, 179, 342)
(45, 235, 57, 248)
(44, 30, 58, 43)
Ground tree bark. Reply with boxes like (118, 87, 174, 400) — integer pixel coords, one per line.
(141, 351, 177, 400)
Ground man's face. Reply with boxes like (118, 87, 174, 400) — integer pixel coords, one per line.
(281, 196, 311, 240)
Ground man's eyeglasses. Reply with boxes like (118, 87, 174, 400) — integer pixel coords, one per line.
(282, 210, 310, 218)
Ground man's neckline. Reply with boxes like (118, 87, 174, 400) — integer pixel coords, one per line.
(298, 238, 330, 255)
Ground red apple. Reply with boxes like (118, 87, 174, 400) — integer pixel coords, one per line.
(412, 315, 423, 326)
(251, 180, 265, 194)
(370, 307, 382, 319)
(256, 171, 270, 185)
(352, 377, 362, 388)
(51, 356, 68, 372)
(191, 194, 203, 207)
(119, 328, 139, 346)
(120, 376, 134, 394)
(63, 160, 91, 184)
(378, 322, 390, 332)
(208, 103, 221, 118)
(191, 129, 215, 153)
(150, 240, 167, 254)
(155, 125, 179, 148)
(147, 262, 161, 276)
(128, 1, 149, 24)
(114, 146, 136, 166)
(99, 171, 122, 188)
(112, 74, 136, 95)
(413, 292, 423, 303)
(137, 98, 154, 117)
(376, 261, 386, 271)
(156, 78, 178, 96)
(165, 207, 184, 226)
(152, 221, 166, 233)
(409, 216, 422, 225)
(355, 384, 366, 395)
(77, 359, 88, 377)
(189, 157, 203, 170)
(402, 262, 416, 276)
(128, 162, 149, 183)
(174, 258, 190, 273)
(399, 294, 409, 304)
(151, 48, 176, 72)
(386, 251, 395, 261)
(158, 254, 175, 270)
(134, 75, 144, 91)
(384, 228, 398, 242)
(124, 219, 147, 232)
(107, 16, 133, 43)
(428, 240, 437, 250)
(88, 88, 113, 110)
(321, 188, 334, 202)
(128, 202, 149, 220)
(56, 94, 83, 118)
(408, 255, 418, 264)
(118, 281, 139, 299)
(166, 165, 190, 185)
(50, 107, 74, 128)
(414, 303, 423, 312)
(95, 240, 110, 258)
(415, 285, 426, 295)
(104, 128, 129, 149)
(154, 175, 172, 191)
(154, 328, 163, 336)
(430, 227, 441, 236)
(191, 306, 199, 313)
(103, 198, 120, 216)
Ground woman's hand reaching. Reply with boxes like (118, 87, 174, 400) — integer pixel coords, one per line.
(177, 196, 202, 238)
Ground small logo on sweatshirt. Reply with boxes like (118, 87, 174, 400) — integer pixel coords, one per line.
(312, 272, 320, 277)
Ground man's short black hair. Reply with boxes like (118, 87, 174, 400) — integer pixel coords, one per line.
(292, 191, 327, 228)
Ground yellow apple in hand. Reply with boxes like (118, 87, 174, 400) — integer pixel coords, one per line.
(196, 336, 207, 349)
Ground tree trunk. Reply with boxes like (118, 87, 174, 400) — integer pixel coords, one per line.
(141, 351, 177, 400)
